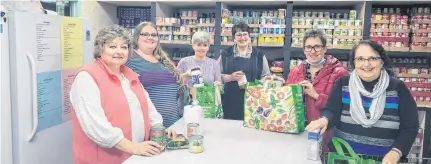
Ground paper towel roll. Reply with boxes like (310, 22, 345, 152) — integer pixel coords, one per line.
(183, 103, 203, 135)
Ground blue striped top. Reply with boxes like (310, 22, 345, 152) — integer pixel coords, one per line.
(125, 54, 180, 128)
(322, 75, 419, 158)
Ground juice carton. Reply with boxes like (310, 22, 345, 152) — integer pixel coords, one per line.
(307, 129, 322, 161)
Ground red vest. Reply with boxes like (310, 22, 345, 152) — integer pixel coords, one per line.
(71, 59, 150, 164)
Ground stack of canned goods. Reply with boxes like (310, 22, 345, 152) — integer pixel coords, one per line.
(374, 40, 408, 48)
(222, 9, 286, 18)
(293, 10, 356, 19)
(186, 123, 204, 154)
(258, 36, 284, 45)
(156, 17, 180, 25)
(332, 39, 360, 47)
(173, 35, 191, 42)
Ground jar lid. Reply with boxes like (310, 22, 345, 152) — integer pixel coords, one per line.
(189, 135, 204, 141)
(151, 124, 165, 130)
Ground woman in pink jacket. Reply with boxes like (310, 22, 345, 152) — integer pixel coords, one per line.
(285, 29, 349, 152)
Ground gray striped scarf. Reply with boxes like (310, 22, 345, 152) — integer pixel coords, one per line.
(348, 70, 390, 128)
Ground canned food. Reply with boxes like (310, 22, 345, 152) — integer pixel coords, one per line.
(339, 20, 347, 26)
(355, 20, 362, 26)
(306, 19, 313, 25)
(326, 38, 332, 45)
(348, 30, 355, 36)
(188, 135, 204, 153)
(395, 42, 402, 47)
(333, 29, 341, 35)
(298, 19, 305, 25)
(150, 124, 167, 152)
(187, 123, 200, 137)
(347, 20, 355, 26)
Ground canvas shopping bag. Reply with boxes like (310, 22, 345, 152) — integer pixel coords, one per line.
(186, 84, 224, 119)
(243, 80, 305, 133)
(326, 137, 382, 164)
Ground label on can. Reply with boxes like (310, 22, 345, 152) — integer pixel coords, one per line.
(187, 123, 200, 137)
(188, 135, 204, 153)
(150, 124, 167, 152)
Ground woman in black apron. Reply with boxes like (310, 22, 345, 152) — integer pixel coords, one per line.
(217, 22, 282, 120)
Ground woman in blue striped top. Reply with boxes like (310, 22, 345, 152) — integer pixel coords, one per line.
(306, 40, 419, 163)
(126, 22, 185, 128)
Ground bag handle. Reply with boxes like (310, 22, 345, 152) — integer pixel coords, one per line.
(332, 137, 360, 159)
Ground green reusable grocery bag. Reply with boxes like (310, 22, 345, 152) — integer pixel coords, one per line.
(326, 137, 382, 164)
(185, 84, 224, 119)
(243, 80, 305, 133)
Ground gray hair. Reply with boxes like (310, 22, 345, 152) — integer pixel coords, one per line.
(93, 25, 130, 59)
(303, 29, 327, 47)
(192, 31, 211, 45)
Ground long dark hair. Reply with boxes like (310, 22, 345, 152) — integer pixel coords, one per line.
(349, 40, 395, 77)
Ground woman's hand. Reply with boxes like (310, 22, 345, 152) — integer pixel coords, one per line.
(382, 150, 401, 164)
(305, 117, 329, 135)
(230, 71, 244, 81)
(182, 69, 192, 78)
(132, 141, 162, 156)
(298, 80, 318, 99)
(165, 128, 177, 139)
(261, 75, 285, 83)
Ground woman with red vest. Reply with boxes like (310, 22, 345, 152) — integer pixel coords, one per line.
(285, 29, 349, 152)
(69, 25, 176, 164)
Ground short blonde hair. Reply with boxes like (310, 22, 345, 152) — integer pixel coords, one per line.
(192, 31, 210, 45)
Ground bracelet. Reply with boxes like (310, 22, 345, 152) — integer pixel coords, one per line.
(390, 148, 402, 158)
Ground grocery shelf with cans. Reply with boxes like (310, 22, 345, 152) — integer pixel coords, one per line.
(104, 1, 431, 74)
(369, 6, 431, 53)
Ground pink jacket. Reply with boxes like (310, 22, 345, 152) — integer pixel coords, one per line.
(71, 59, 151, 164)
(285, 55, 349, 122)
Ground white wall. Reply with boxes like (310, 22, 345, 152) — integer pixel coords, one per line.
(80, 1, 118, 43)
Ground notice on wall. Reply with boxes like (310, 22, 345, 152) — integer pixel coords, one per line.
(37, 70, 63, 132)
(35, 16, 61, 73)
(61, 17, 83, 69)
(61, 68, 79, 122)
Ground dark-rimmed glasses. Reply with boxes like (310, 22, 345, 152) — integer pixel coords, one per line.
(140, 33, 158, 38)
(304, 45, 324, 52)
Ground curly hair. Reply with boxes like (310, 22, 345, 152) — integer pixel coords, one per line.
(131, 22, 183, 85)
(93, 25, 131, 59)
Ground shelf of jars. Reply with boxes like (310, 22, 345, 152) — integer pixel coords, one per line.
(369, 7, 431, 52)
(156, 10, 216, 45)
(220, 8, 286, 47)
(291, 10, 363, 50)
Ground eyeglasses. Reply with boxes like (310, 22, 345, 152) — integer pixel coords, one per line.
(234, 32, 249, 38)
(304, 45, 324, 52)
(140, 33, 158, 38)
(354, 57, 381, 64)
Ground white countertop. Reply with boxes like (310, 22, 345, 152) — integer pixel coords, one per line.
(123, 118, 322, 164)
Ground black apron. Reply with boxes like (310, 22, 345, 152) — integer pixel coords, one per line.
(221, 47, 263, 120)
